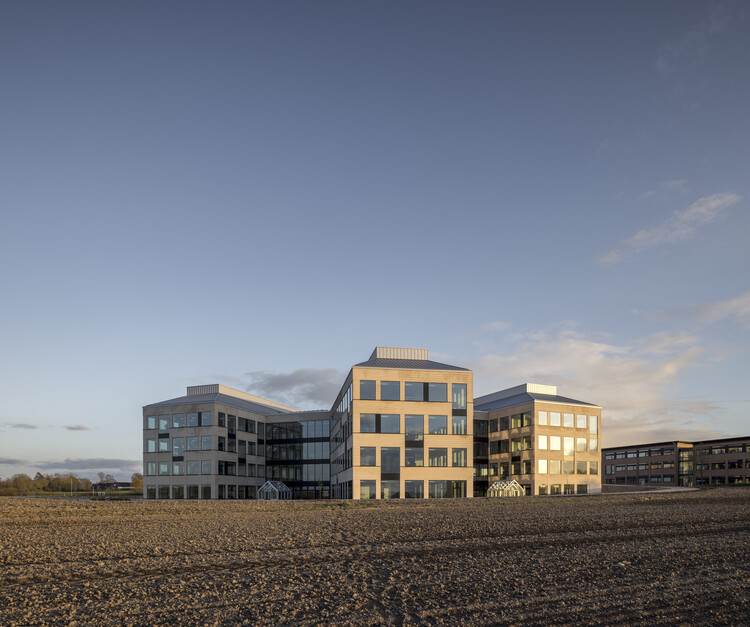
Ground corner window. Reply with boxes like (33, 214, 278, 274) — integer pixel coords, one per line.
(451, 414, 467, 435)
(576, 414, 587, 429)
(538, 435, 548, 450)
(360, 447, 376, 466)
(538, 411, 548, 426)
(201, 435, 211, 450)
(590, 416, 598, 434)
(200, 412, 211, 426)
(360, 380, 376, 400)
(381, 381, 400, 401)
(452, 383, 467, 409)
(360, 414, 376, 433)
(146, 415, 156, 430)
(452, 448, 467, 467)
(146, 438, 156, 453)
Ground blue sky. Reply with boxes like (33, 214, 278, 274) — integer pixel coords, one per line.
(1, 1, 748, 480)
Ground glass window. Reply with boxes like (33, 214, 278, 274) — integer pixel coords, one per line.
(511, 438, 522, 453)
(218, 413, 226, 428)
(563, 413, 574, 428)
(550, 412, 561, 427)
(405, 381, 424, 401)
(538, 435, 548, 450)
(452, 383, 467, 409)
(452, 448, 467, 467)
(186, 412, 199, 427)
(172, 485, 184, 499)
(200, 412, 211, 426)
(146, 438, 156, 453)
(360, 480, 376, 499)
(577, 461, 587, 474)
(381, 447, 400, 474)
(381, 381, 400, 401)
(146, 415, 156, 430)
(405, 415, 424, 441)
(158, 461, 169, 475)
(499, 416, 509, 431)
(538, 484, 548, 495)
(360, 414, 376, 433)
(404, 480, 424, 498)
(172, 414, 184, 429)
(360, 380, 376, 400)
(523, 436, 532, 450)
(360, 447, 376, 466)
(538, 411, 548, 426)
(381, 480, 400, 499)
(187, 460, 200, 475)
(158, 415, 169, 433)
(201, 435, 211, 451)
(589, 438, 598, 452)
(429, 448, 448, 467)
(563, 437, 574, 456)
(172, 437, 184, 456)
(474, 420, 488, 436)
(146, 462, 156, 475)
(564, 460, 575, 474)
(452, 414, 467, 435)
(576, 438, 587, 452)
(405, 448, 424, 467)
(511, 413, 522, 429)
(489, 418, 498, 433)
(380, 414, 400, 433)
(158, 439, 169, 453)
(429, 415, 448, 434)
(550, 436, 561, 451)
(200, 460, 211, 475)
(429, 480, 448, 498)
(186, 436, 199, 451)
(538, 459, 548, 474)
(428, 383, 447, 402)
(549, 460, 561, 474)
(576, 414, 587, 429)
(590, 415, 598, 434)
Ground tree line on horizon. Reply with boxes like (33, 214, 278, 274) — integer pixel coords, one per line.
(0, 472, 143, 496)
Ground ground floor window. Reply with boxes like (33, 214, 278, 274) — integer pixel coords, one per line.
(404, 480, 424, 498)
(550, 484, 561, 495)
(172, 485, 184, 499)
(360, 480, 376, 499)
(187, 485, 199, 499)
(158, 485, 169, 499)
(201, 485, 211, 499)
(429, 480, 448, 498)
(564, 484, 574, 494)
(538, 484, 548, 495)
(577, 484, 587, 494)
(381, 480, 399, 499)
(146, 486, 156, 499)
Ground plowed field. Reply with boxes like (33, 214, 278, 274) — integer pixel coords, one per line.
(1, 489, 748, 625)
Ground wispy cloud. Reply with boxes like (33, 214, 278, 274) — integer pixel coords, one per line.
(655, 1, 737, 74)
(691, 290, 750, 328)
(63, 424, 91, 431)
(2, 422, 38, 430)
(639, 179, 689, 200)
(468, 324, 721, 447)
(0, 457, 23, 465)
(598, 192, 741, 265)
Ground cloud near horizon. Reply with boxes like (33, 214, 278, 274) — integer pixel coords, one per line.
(35, 458, 141, 472)
(63, 424, 91, 431)
(468, 324, 724, 447)
(598, 192, 741, 265)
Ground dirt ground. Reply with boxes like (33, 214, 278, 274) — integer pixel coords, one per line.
(1, 489, 748, 625)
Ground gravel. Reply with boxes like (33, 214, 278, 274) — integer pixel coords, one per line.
(1, 488, 748, 625)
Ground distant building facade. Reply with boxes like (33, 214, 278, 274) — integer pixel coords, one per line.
(475, 384, 602, 496)
(602, 436, 750, 487)
(143, 347, 602, 499)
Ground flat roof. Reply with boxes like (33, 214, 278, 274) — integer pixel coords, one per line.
(353, 358, 469, 371)
(143, 392, 292, 416)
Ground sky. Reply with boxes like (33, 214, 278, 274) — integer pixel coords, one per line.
(1, 1, 748, 481)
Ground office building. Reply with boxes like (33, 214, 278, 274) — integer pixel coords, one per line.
(602, 436, 750, 487)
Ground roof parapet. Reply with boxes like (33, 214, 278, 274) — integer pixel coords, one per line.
(185, 384, 298, 412)
(474, 383, 558, 406)
(369, 346, 429, 361)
